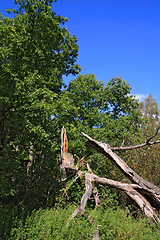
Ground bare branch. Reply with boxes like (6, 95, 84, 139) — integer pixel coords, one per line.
(81, 132, 160, 198)
(86, 162, 93, 173)
(111, 140, 160, 151)
(70, 170, 160, 225)
(67, 174, 92, 224)
(110, 124, 160, 151)
(121, 139, 125, 148)
(146, 124, 160, 143)
(83, 172, 160, 224)
(75, 153, 91, 168)
(92, 223, 100, 240)
(59, 127, 160, 225)
(93, 187, 100, 209)
(12, 144, 19, 152)
(80, 176, 93, 214)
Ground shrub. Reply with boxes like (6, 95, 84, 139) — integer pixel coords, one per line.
(10, 205, 160, 240)
(10, 206, 93, 240)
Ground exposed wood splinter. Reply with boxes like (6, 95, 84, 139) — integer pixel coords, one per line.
(60, 126, 75, 169)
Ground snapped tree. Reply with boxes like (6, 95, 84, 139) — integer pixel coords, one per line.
(59, 125, 160, 239)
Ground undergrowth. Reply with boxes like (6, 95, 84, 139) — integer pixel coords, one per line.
(10, 205, 160, 240)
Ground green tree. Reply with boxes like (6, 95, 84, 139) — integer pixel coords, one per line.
(139, 94, 159, 136)
(0, 0, 80, 237)
(56, 75, 140, 150)
(137, 94, 160, 185)
(55, 75, 141, 182)
(124, 94, 160, 186)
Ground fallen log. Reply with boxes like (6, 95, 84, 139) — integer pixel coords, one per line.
(81, 132, 160, 224)
(59, 127, 160, 226)
(82, 133, 160, 205)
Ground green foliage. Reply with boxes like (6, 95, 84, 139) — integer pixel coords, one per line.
(0, 0, 80, 238)
(0, 0, 80, 198)
(10, 206, 94, 240)
(10, 205, 160, 240)
(56, 75, 141, 157)
(55, 176, 86, 207)
(124, 94, 160, 187)
(91, 206, 160, 240)
(1, 0, 80, 82)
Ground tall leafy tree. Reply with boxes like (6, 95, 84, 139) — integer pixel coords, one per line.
(0, 0, 80, 216)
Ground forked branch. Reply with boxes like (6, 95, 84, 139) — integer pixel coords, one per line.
(111, 124, 160, 151)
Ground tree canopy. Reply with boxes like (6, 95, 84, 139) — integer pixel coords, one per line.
(55, 74, 141, 156)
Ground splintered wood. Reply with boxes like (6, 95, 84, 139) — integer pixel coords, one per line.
(60, 126, 74, 169)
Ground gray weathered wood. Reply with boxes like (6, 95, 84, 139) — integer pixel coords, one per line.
(61, 127, 160, 228)
(82, 132, 160, 200)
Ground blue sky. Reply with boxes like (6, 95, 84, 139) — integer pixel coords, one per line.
(1, 0, 160, 107)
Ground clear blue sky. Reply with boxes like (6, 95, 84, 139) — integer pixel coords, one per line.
(1, 0, 160, 107)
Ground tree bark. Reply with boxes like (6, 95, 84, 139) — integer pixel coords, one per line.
(82, 132, 160, 202)
(81, 132, 160, 224)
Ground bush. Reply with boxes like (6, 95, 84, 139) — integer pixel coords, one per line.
(91, 206, 160, 240)
(10, 205, 160, 240)
(10, 205, 94, 240)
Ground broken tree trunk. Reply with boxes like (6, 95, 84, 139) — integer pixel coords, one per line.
(59, 126, 75, 170)
(60, 127, 160, 226)
(81, 132, 160, 224)
(81, 132, 160, 204)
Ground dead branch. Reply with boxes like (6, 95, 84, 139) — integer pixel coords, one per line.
(60, 127, 160, 227)
(80, 176, 93, 214)
(93, 187, 100, 209)
(75, 153, 91, 168)
(80, 132, 160, 223)
(92, 223, 100, 240)
(68, 169, 160, 224)
(86, 162, 93, 173)
(82, 132, 160, 197)
(146, 124, 160, 143)
(110, 124, 160, 151)
(84, 172, 160, 224)
(111, 140, 160, 151)
(67, 174, 92, 224)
